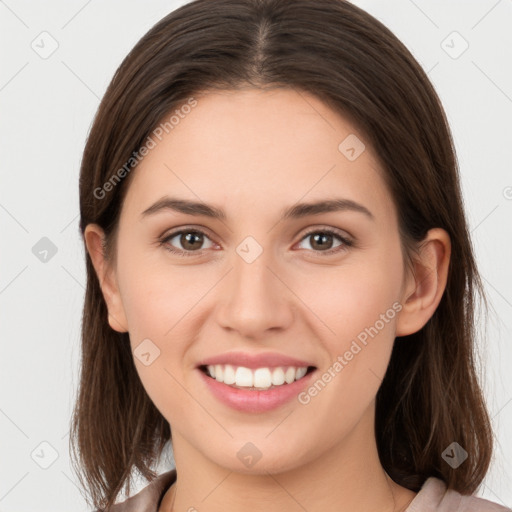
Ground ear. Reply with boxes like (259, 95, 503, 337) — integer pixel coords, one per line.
(395, 228, 451, 336)
(83, 223, 129, 333)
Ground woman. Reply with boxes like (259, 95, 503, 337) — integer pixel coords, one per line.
(70, 0, 510, 510)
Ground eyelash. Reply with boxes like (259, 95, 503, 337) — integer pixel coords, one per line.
(158, 226, 354, 258)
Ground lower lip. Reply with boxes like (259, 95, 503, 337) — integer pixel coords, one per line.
(197, 368, 316, 413)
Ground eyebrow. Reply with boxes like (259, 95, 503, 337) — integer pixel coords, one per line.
(140, 196, 374, 221)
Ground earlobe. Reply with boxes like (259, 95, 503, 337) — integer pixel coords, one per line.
(83, 224, 129, 333)
(395, 228, 451, 337)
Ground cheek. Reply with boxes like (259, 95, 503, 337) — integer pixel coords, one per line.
(294, 249, 403, 402)
(299, 255, 403, 346)
(116, 250, 218, 414)
(117, 242, 209, 339)
(116, 255, 203, 425)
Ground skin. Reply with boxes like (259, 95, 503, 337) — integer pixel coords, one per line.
(85, 87, 451, 512)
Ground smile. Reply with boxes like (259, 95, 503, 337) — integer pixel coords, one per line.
(200, 364, 314, 390)
(197, 364, 317, 413)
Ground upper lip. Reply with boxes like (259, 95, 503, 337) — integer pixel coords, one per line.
(197, 351, 316, 370)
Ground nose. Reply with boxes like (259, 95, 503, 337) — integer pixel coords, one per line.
(216, 246, 294, 339)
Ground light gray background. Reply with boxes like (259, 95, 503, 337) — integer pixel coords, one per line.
(1, 0, 511, 510)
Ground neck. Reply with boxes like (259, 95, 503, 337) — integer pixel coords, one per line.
(161, 407, 416, 512)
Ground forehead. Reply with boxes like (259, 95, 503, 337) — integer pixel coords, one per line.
(121, 88, 394, 224)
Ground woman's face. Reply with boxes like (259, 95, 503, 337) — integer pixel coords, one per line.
(89, 88, 418, 474)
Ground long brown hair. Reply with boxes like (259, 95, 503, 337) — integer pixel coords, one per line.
(70, 0, 493, 509)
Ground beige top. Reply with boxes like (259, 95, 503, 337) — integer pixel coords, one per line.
(105, 470, 511, 512)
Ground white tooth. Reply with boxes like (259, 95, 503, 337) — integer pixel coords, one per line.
(223, 364, 236, 385)
(207, 365, 216, 378)
(235, 366, 253, 387)
(284, 367, 296, 384)
(215, 364, 224, 382)
(271, 367, 285, 386)
(295, 367, 307, 380)
(254, 368, 272, 388)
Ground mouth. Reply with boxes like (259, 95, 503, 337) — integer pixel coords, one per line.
(198, 364, 317, 391)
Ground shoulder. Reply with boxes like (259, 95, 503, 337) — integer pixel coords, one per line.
(406, 477, 511, 512)
(94, 469, 177, 512)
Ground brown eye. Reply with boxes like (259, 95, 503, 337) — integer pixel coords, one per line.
(179, 232, 204, 251)
(297, 229, 353, 254)
(161, 229, 215, 256)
